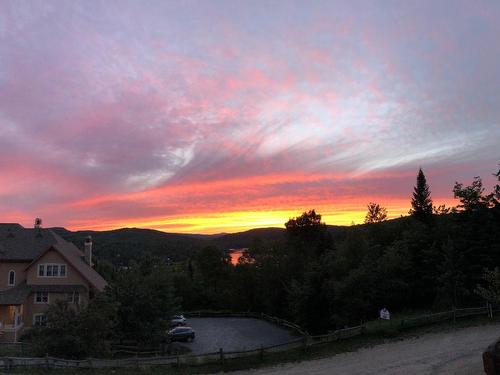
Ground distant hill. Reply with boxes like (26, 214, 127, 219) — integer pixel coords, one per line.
(50, 226, 290, 266)
(209, 227, 286, 249)
(51, 227, 207, 266)
(51, 220, 404, 266)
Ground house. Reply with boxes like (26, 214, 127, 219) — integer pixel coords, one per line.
(0, 221, 107, 342)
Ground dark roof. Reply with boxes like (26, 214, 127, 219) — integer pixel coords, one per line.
(54, 244, 108, 292)
(0, 223, 108, 292)
(0, 283, 31, 305)
(0, 224, 60, 260)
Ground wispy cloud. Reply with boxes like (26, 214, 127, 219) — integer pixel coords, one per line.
(0, 0, 498, 232)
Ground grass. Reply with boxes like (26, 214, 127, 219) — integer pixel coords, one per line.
(4, 314, 499, 375)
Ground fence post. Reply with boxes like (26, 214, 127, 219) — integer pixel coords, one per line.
(453, 307, 456, 324)
(45, 353, 50, 370)
(260, 345, 264, 362)
(361, 324, 367, 335)
(219, 348, 225, 367)
(303, 335, 311, 353)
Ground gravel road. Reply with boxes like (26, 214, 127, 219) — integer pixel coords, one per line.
(181, 317, 297, 354)
(229, 323, 500, 375)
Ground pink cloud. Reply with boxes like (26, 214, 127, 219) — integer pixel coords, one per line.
(0, 1, 498, 232)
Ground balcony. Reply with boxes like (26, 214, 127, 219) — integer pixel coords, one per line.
(0, 321, 24, 332)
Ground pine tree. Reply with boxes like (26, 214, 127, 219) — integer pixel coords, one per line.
(410, 168, 433, 220)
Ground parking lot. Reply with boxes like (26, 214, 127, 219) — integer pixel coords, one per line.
(179, 317, 298, 354)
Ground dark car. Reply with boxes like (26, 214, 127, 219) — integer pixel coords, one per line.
(167, 326, 195, 342)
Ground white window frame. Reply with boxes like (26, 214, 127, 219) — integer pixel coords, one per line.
(34, 291, 49, 304)
(7, 270, 15, 286)
(37, 263, 67, 278)
(33, 313, 47, 326)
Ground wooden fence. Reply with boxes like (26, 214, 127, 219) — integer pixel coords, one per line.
(0, 305, 495, 370)
(400, 306, 494, 328)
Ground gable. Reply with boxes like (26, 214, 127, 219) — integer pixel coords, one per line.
(26, 248, 89, 288)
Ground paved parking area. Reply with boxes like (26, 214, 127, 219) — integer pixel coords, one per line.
(179, 317, 298, 354)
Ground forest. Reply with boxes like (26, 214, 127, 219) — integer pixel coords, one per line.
(27, 166, 500, 357)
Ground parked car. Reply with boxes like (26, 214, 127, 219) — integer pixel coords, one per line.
(170, 314, 187, 327)
(167, 326, 195, 342)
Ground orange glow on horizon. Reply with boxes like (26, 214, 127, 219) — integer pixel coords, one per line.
(64, 197, 457, 234)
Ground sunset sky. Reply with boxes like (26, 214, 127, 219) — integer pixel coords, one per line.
(1, 1, 499, 234)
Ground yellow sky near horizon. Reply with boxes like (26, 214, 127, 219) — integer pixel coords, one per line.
(64, 198, 455, 234)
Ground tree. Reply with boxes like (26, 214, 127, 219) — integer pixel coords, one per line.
(410, 168, 433, 220)
(364, 202, 388, 224)
(194, 246, 231, 294)
(476, 268, 500, 305)
(110, 256, 179, 343)
(453, 176, 492, 212)
(285, 209, 324, 236)
(436, 239, 466, 308)
(432, 204, 451, 215)
(285, 210, 331, 257)
(26, 294, 118, 358)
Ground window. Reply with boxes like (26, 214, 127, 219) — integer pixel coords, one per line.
(65, 292, 80, 304)
(37, 264, 67, 277)
(33, 314, 47, 326)
(8, 270, 15, 286)
(34, 292, 49, 304)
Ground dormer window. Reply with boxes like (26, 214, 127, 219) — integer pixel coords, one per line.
(38, 264, 67, 277)
(8, 270, 15, 286)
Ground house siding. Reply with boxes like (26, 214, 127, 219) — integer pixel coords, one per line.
(0, 262, 28, 291)
(24, 292, 87, 329)
(26, 249, 90, 288)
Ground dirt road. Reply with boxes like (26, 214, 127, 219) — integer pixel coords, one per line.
(231, 323, 499, 375)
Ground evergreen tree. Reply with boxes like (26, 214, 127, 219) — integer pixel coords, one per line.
(410, 168, 433, 220)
